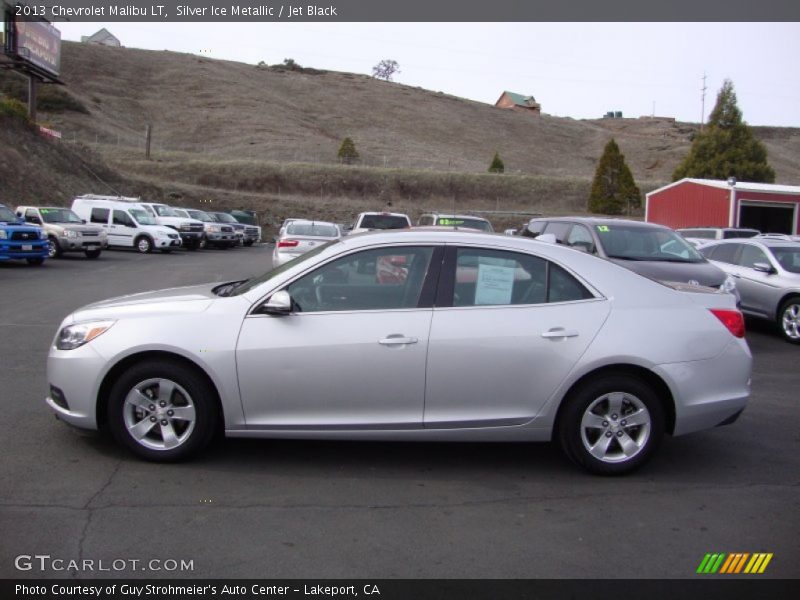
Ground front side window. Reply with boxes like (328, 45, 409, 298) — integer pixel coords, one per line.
(113, 210, 133, 227)
(770, 247, 800, 274)
(542, 222, 571, 243)
(450, 248, 593, 307)
(286, 246, 434, 312)
(566, 225, 595, 253)
(0, 205, 17, 222)
(128, 209, 156, 225)
(738, 245, 770, 269)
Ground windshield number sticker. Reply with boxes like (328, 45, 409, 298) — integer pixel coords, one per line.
(597, 225, 610, 233)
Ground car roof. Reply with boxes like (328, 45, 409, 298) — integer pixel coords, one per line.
(358, 211, 410, 218)
(423, 213, 490, 221)
(530, 216, 668, 230)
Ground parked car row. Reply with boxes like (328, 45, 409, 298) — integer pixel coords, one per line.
(0, 196, 262, 265)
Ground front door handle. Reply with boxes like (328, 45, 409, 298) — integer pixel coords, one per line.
(541, 328, 579, 340)
(379, 335, 418, 346)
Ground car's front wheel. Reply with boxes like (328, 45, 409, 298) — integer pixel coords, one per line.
(47, 237, 62, 258)
(778, 296, 800, 344)
(558, 374, 664, 475)
(107, 360, 219, 461)
(135, 236, 153, 254)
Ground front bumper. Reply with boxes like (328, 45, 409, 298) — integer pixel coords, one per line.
(46, 343, 108, 430)
(0, 240, 49, 260)
(178, 231, 204, 246)
(57, 235, 108, 253)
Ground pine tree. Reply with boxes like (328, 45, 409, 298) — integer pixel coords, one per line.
(488, 152, 505, 173)
(337, 137, 359, 164)
(588, 139, 641, 215)
(673, 79, 775, 183)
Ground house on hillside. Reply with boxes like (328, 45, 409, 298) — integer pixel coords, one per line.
(81, 29, 121, 47)
(494, 91, 541, 116)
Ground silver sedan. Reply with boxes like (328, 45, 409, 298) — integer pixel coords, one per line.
(272, 220, 340, 266)
(700, 238, 800, 343)
(46, 230, 751, 474)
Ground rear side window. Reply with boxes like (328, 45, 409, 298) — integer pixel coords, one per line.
(702, 243, 740, 264)
(524, 220, 547, 237)
(90, 208, 109, 224)
(447, 248, 593, 307)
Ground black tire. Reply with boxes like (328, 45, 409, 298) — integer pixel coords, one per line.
(557, 374, 664, 475)
(26, 257, 45, 266)
(777, 296, 800, 344)
(198, 236, 208, 250)
(244, 240, 254, 247)
(84, 248, 102, 259)
(135, 236, 153, 254)
(47, 237, 62, 259)
(107, 359, 219, 462)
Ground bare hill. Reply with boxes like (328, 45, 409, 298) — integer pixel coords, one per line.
(3, 42, 799, 232)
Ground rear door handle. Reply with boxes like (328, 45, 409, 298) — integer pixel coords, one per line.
(541, 328, 579, 340)
(379, 335, 418, 346)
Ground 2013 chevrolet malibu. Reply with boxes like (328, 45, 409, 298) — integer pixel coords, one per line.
(46, 230, 752, 474)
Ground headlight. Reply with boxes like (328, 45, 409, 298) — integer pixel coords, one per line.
(155, 231, 169, 238)
(0, 230, 7, 240)
(720, 275, 737, 293)
(56, 320, 115, 350)
(39, 229, 48, 240)
(64, 230, 79, 239)
(208, 225, 221, 233)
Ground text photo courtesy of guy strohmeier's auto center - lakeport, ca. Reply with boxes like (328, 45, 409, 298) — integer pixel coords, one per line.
(0, 1, 799, 598)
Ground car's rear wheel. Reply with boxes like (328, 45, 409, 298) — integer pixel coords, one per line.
(107, 360, 218, 461)
(558, 374, 664, 475)
(778, 297, 800, 344)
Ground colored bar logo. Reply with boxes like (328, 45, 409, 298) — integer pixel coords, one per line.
(697, 553, 773, 574)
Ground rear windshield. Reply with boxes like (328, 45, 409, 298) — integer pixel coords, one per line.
(287, 223, 339, 238)
(596, 224, 704, 263)
(679, 229, 715, 239)
(436, 217, 493, 232)
(723, 230, 759, 239)
(770, 247, 800, 274)
(359, 215, 409, 230)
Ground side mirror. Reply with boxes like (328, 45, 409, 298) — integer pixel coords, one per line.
(262, 290, 293, 315)
(753, 262, 775, 274)
(82, 219, 87, 224)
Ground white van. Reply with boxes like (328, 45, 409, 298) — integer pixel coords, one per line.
(71, 195, 182, 254)
(115, 200, 205, 250)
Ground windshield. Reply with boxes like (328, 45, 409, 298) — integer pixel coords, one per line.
(187, 210, 213, 222)
(230, 240, 338, 297)
(129, 209, 157, 226)
(231, 211, 257, 225)
(212, 213, 238, 224)
(154, 205, 178, 217)
(287, 222, 339, 238)
(596, 224, 704, 263)
(770, 247, 800, 274)
(436, 217, 493, 232)
(0, 205, 17, 222)
(359, 214, 409, 230)
(40, 208, 83, 224)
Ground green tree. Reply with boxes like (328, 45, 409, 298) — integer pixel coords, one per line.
(337, 137, 359, 164)
(588, 138, 641, 215)
(488, 151, 505, 173)
(673, 79, 775, 183)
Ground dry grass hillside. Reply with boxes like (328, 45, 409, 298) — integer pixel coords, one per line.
(2, 41, 799, 231)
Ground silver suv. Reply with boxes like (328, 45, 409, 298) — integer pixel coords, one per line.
(16, 206, 108, 259)
(700, 238, 800, 343)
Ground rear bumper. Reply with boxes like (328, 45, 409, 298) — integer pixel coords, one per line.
(656, 338, 752, 436)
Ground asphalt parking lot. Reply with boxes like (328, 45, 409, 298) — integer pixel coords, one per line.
(1, 244, 798, 579)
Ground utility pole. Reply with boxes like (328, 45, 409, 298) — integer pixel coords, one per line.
(145, 124, 152, 159)
(27, 76, 38, 122)
(700, 72, 707, 131)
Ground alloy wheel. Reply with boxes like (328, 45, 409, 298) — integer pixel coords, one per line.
(579, 392, 652, 464)
(782, 302, 800, 341)
(122, 378, 196, 451)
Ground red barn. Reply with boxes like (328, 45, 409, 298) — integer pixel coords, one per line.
(646, 178, 800, 235)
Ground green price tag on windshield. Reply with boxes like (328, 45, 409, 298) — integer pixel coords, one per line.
(597, 225, 610, 232)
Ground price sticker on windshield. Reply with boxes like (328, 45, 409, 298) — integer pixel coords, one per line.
(597, 225, 610, 233)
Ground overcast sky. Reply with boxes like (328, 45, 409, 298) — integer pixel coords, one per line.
(56, 22, 800, 127)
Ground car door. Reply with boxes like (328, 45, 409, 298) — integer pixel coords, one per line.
(108, 209, 136, 247)
(424, 246, 610, 427)
(236, 245, 442, 429)
(734, 243, 783, 317)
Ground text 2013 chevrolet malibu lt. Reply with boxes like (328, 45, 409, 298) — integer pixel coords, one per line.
(46, 230, 751, 474)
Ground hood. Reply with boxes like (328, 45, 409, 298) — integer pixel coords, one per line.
(141, 224, 179, 236)
(609, 259, 727, 288)
(51, 223, 105, 234)
(79, 283, 220, 312)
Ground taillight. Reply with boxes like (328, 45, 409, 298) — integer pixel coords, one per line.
(710, 309, 745, 338)
(278, 239, 299, 248)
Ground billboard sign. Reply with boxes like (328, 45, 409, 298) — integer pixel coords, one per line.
(14, 17, 61, 77)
